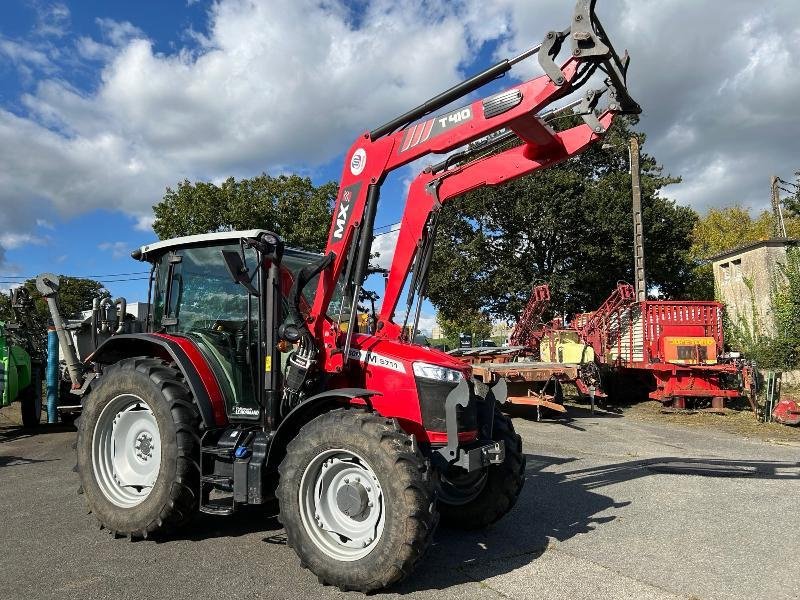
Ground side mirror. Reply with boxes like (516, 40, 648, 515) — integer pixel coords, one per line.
(278, 323, 302, 343)
(222, 250, 259, 296)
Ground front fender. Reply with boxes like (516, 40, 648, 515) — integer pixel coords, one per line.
(265, 388, 381, 470)
(89, 333, 227, 428)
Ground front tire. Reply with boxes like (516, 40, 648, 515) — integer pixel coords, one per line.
(438, 411, 525, 529)
(76, 358, 201, 538)
(277, 409, 438, 592)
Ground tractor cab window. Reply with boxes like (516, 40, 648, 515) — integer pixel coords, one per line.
(153, 244, 261, 418)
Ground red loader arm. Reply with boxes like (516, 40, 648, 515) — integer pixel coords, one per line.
(376, 109, 618, 339)
(307, 0, 639, 371)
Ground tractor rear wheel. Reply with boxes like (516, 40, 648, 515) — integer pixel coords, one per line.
(277, 409, 438, 592)
(20, 384, 42, 428)
(76, 358, 201, 538)
(438, 411, 525, 529)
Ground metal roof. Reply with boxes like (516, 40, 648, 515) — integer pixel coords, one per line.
(708, 238, 800, 263)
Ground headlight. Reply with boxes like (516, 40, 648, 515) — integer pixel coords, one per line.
(413, 361, 464, 383)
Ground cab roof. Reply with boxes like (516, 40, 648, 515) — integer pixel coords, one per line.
(133, 229, 321, 262)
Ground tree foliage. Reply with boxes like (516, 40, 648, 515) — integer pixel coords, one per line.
(0, 277, 110, 345)
(427, 118, 696, 324)
(152, 174, 337, 252)
(781, 170, 800, 217)
(436, 311, 492, 347)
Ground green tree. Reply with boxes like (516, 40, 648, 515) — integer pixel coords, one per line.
(781, 170, 800, 217)
(427, 118, 695, 324)
(152, 174, 337, 252)
(0, 277, 109, 344)
(436, 311, 492, 347)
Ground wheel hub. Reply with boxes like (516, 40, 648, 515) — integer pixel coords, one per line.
(135, 432, 154, 461)
(336, 481, 369, 517)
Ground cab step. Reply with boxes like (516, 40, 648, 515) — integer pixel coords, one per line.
(199, 499, 235, 516)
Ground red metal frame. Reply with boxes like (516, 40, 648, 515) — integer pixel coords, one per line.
(509, 284, 552, 347)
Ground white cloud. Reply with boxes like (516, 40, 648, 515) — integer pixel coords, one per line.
(416, 313, 437, 337)
(32, 2, 71, 38)
(134, 214, 156, 232)
(499, 0, 800, 213)
(0, 232, 47, 249)
(0, 38, 52, 68)
(371, 224, 401, 270)
(98, 241, 130, 259)
(0, 0, 507, 242)
(2, 0, 800, 251)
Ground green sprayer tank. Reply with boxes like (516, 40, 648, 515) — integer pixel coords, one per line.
(0, 321, 40, 426)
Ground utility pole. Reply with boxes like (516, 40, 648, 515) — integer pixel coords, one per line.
(771, 175, 787, 238)
(629, 136, 646, 302)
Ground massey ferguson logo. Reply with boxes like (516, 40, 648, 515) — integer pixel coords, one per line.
(350, 148, 367, 175)
(332, 182, 361, 240)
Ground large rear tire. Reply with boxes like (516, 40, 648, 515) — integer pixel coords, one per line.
(277, 409, 438, 592)
(20, 384, 42, 428)
(76, 358, 201, 538)
(438, 411, 525, 530)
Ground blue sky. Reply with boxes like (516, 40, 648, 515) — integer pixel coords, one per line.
(1, 1, 799, 333)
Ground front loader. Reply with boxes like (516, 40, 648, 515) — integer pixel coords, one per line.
(73, 1, 639, 592)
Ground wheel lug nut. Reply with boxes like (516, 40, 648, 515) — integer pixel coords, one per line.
(344, 478, 350, 484)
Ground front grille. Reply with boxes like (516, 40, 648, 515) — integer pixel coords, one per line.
(416, 378, 478, 433)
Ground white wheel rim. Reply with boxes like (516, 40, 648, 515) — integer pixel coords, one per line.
(298, 449, 385, 561)
(91, 394, 161, 508)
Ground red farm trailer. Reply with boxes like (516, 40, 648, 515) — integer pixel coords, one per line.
(588, 298, 755, 410)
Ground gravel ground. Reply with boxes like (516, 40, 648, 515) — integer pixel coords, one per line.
(0, 402, 797, 600)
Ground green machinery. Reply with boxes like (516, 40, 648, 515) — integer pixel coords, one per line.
(0, 288, 44, 427)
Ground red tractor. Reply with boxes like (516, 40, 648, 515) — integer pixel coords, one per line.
(74, 1, 638, 591)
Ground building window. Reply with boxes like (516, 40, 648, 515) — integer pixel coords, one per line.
(721, 262, 730, 281)
(732, 258, 742, 280)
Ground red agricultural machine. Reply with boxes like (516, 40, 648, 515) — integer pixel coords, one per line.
(67, 1, 639, 592)
(584, 293, 755, 410)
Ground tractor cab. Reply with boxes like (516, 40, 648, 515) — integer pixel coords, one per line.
(135, 229, 321, 422)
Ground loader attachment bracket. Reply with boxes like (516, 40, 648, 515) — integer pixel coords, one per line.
(539, 0, 640, 115)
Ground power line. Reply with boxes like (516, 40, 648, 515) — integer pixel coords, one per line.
(0, 276, 150, 284)
(0, 271, 150, 281)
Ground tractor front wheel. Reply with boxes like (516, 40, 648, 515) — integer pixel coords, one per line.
(277, 409, 438, 592)
(76, 358, 201, 538)
(438, 411, 525, 529)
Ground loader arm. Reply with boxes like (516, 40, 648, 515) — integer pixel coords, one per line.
(376, 111, 615, 340)
(307, 0, 639, 372)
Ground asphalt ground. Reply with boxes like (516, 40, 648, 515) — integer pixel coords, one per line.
(1, 403, 798, 600)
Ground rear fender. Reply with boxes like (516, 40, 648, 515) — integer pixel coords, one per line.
(265, 388, 381, 470)
(89, 333, 227, 428)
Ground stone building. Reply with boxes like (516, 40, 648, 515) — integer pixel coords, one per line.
(711, 239, 799, 336)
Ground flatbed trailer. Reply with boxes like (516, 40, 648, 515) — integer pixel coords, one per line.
(449, 347, 602, 419)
